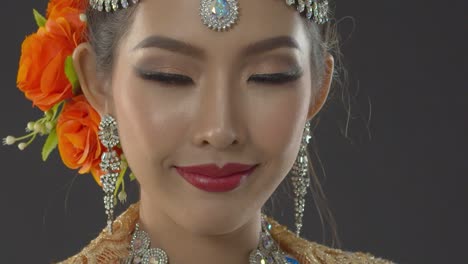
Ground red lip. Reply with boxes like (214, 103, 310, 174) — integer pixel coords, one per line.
(174, 163, 258, 192)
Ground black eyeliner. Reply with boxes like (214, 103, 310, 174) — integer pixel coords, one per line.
(133, 66, 304, 86)
(134, 68, 193, 85)
(248, 67, 304, 84)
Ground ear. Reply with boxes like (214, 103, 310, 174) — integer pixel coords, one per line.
(307, 53, 334, 121)
(72, 42, 111, 116)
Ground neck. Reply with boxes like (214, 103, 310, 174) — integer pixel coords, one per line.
(138, 194, 262, 264)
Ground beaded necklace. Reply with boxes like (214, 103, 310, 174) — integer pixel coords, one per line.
(125, 215, 299, 264)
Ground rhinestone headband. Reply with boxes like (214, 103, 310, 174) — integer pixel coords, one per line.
(89, 0, 139, 12)
(286, 0, 330, 25)
(89, 0, 330, 31)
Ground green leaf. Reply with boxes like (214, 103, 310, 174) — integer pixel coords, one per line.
(42, 128, 58, 161)
(33, 9, 46, 28)
(114, 164, 127, 197)
(64, 56, 80, 94)
(50, 101, 65, 120)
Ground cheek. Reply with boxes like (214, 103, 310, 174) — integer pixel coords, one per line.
(249, 85, 310, 165)
(244, 83, 311, 198)
(111, 71, 189, 188)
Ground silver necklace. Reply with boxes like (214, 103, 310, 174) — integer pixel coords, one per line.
(125, 215, 299, 264)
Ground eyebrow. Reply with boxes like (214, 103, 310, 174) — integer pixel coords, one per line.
(131, 35, 300, 59)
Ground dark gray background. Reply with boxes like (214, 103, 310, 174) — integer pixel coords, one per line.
(1, 1, 466, 263)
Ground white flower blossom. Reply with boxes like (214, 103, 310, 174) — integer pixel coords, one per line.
(118, 190, 127, 203)
(79, 13, 87, 22)
(18, 143, 27, 151)
(45, 122, 54, 132)
(33, 123, 43, 133)
(26, 122, 35, 132)
(2, 136, 16, 145)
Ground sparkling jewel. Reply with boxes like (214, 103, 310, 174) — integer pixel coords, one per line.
(90, 0, 329, 27)
(121, 0, 129, 9)
(262, 236, 273, 249)
(284, 0, 329, 24)
(98, 114, 122, 234)
(285, 256, 300, 264)
(98, 115, 119, 149)
(297, 0, 305, 12)
(133, 238, 143, 250)
(290, 121, 312, 236)
(210, 0, 230, 19)
(111, 0, 118, 11)
(89, 0, 139, 12)
(200, 0, 239, 31)
(100, 150, 121, 172)
(125, 215, 299, 264)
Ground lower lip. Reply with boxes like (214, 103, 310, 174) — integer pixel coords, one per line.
(175, 166, 258, 193)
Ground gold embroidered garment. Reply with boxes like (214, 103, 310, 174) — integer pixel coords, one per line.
(58, 203, 395, 264)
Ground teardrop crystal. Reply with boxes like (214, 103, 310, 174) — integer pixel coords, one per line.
(210, 0, 230, 19)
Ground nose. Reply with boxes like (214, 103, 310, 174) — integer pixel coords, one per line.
(191, 77, 244, 150)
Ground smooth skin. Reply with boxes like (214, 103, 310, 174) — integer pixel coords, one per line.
(73, 0, 334, 263)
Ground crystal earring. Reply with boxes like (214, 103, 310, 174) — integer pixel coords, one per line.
(290, 120, 312, 236)
(98, 114, 121, 234)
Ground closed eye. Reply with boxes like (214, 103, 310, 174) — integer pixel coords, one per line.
(248, 70, 303, 85)
(135, 68, 303, 86)
(136, 70, 194, 86)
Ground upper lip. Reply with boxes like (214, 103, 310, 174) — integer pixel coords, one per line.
(174, 163, 258, 178)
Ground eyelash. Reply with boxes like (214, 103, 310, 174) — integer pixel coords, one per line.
(249, 71, 303, 84)
(136, 70, 303, 86)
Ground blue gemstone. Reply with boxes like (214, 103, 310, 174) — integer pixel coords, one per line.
(285, 256, 299, 264)
(210, 0, 230, 19)
(267, 256, 274, 263)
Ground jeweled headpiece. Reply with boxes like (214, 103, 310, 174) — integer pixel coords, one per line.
(200, 0, 239, 31)
(89, 0, 330, 31)
(89, 0, 140, 12)
(286, 0, 330, 24)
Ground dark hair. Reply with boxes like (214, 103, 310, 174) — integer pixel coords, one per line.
(85, 7, 139, 75)
(85, 1, 345, 248)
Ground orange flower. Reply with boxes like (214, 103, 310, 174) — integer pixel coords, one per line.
(46, 0, 87, 42)
(17, 17, 80, 112)
(57, 95, 103, 185)
(47, 0, 87, 17)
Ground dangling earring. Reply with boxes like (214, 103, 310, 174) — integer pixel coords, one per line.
(98, 114, 121, 234)
(290, 120, 312, 236)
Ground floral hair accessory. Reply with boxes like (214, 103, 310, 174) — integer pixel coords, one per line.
(5, 0, 331, 216)
(4, 0, 132, 204)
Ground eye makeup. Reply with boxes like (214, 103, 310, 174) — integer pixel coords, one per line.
(134, 69, 194, 86)
(134, 67, 304, 87)
(247, 67, 304, 85)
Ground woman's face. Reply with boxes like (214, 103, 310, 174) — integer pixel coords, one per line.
(107, 0, 329, 234)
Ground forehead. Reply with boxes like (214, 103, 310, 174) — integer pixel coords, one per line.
(123, 0, 310, 58)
